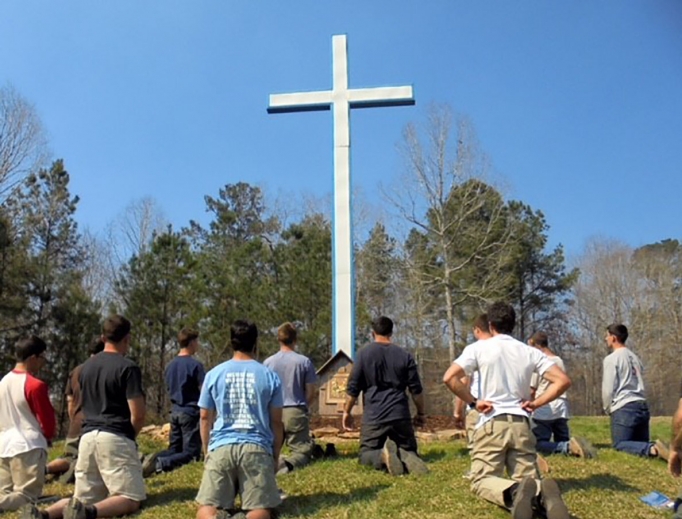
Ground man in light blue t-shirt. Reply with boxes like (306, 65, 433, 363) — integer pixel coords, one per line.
(264, 322, 317, 474)
(195, 320, 284, 519)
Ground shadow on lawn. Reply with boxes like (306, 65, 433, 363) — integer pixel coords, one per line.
(280, 484, 390, 517)
(145, 486, 199, 507)
(556, 473, 639, 492)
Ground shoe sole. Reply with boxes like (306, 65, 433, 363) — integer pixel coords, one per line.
(541, 478, 570, 519)
(571, 437, 597, 459)
(511, 477, 536, 519)
(398, 448, 429, 475)
(382, 439, 404, 476)
(655, 439, 670, 461)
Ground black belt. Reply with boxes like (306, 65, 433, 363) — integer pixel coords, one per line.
(491, 414, 528, 423)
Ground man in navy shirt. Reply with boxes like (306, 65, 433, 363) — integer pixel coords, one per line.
(343, 316, 428, 476)
(143, 328, 205, 476)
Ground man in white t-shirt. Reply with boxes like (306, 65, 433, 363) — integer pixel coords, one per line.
(528, 331, 595, 459)
(453, 314, 490, 448)
(443, 302, 572, 519)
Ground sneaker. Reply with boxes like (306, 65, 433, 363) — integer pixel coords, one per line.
(311, 443, 325, 460)
(510, 476, 537, 519)
(655, 439, 671, 461)
(398, 448, 429, 475)
(536, 454, 550, 474)
(276, 458, 292, 476)
(569, 437, 597, 459)
(142, 452, 160, 478)
(381, 439, 404, 476)
(58, 460, 77, 485)
(324, 443, 338, 458)
(540, 478, 570, 519)
(19, 504, 42, 519)
(63, 497, 87, 519)
(278, 487, 288, 500)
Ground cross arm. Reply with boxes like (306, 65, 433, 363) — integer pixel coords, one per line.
(348, 86, 415, 109)
(267, 90, 333, 114)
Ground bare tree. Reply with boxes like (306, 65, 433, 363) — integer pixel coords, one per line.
(385, 105, 515, 362)
(0, 84, 49, 200)
(101, 196, 167, 309)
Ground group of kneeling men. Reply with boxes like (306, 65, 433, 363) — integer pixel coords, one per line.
(0, 302, 680, 519)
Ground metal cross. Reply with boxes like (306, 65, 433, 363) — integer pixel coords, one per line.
(268, 34, 414, 359)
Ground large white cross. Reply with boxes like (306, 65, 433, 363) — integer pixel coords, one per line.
(268, 34, 414, 359)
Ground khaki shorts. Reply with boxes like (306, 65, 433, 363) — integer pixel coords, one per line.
(196, 443, 280, 511)
(75, 430, 146, 504)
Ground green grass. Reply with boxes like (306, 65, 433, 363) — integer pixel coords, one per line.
(9, 417, 682, 518)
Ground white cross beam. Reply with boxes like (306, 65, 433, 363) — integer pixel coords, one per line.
(268, 34, 414, 359)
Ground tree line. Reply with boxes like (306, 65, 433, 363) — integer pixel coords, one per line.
(0, 85, 676, 429)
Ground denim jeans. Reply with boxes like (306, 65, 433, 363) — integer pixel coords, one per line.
(610, 401, 653, 457)
(532, 418, 570, 455)
(157, 411, 202, 472)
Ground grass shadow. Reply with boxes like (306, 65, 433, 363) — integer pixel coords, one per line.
(280, 484, 390, 518)
(420, 448, 449, 462)
(145, 486, 198, 507)
(557, 473, 640, 492)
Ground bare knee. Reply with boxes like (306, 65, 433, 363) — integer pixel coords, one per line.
(246, 509, 272, 519)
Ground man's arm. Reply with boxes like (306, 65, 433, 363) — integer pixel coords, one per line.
(523, 365, 571, 411)
(270, 406, 284, 464)
(602, 356, 615, 414)
(443, 363, 493, 414)
(342, 395, 357, 431)
(453, 375, 470, 428)
(128, 396, 146, 436)
(200, 408, 216, 457)
(669, 398, 682, 477)
(305, 383, 317, 407)
(67, 395, 76, 419)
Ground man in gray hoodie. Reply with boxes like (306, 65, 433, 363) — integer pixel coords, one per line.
(602, 323, 667, 459)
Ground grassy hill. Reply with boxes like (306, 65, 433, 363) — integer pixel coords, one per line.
(9, 417, 680, 519)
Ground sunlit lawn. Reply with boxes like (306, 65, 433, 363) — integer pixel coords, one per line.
(8, 417, 680, 519)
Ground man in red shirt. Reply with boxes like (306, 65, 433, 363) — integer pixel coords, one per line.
(0, 335, 55, 511)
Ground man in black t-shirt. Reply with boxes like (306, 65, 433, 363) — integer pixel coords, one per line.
(142, 328, 205, 476)
(343, 316, 428, 476)
(45, 337, 105, 484)
(27, 315, 146, 519)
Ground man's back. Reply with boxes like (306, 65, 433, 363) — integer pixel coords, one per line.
(165, 355, 205, 413)
(0, 371, 51, 457)
(603, 347, 646, 413)
(457, 335, 554, 422)
(200, 359, 282, 454)
(264, 351, 316, 408)
(532, 355, 569, 421)
(346, 342, 422, 424)
(80, 351, 144, 441)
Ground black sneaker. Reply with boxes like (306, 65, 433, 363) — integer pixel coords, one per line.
(510, 476, 536, 519)
(540, 478, 570, 519)
(324, 443, 338, 458)
(381, 439, 404, 476)
(398, 448, 429, 475)
(311, 443, 325, 460)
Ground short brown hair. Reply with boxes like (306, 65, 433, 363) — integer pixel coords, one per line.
(530, 331, 549, 348)
(102, 314, 131, 343)
(607, 323, 628, 344)
(472, 313, 489, 333)
(277, 322, 297, 345)
(178, 328, 199, 348)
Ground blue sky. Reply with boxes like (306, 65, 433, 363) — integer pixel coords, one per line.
(1, 1, 680, 256)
